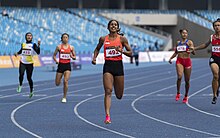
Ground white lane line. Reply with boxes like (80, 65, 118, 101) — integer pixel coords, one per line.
(21, 94, 47, 97)
(68, 94, 93, 96)
(131, 73, 220, 137)
(10, 68, 209, 137)
(186, 85, 220, 118)
(74, 94, 135, 138)
(0, 70, 174, 99)
(11, 86, 100, 138)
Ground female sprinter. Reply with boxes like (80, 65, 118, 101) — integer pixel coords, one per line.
(53, 33, 76, 103)
(15, 32, 40, 98)
(195, 18, 220, 104)
(92, 20, 132, 124)
(169, 29, 195, 103)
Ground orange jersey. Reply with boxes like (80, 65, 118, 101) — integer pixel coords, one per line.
(211, 34, 220, 57)
(59, 44, 71, 64)
(104, 35, 123, 61)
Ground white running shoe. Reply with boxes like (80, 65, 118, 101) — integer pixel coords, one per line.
(61, 98, 67, 103)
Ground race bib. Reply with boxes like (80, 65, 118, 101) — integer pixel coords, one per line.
(22, 49, 31, 56)
(60, 53, 70, 59)
(106, 48, 121, 57)
(176, 45, 187, 52)
(212, 46, 220, 52)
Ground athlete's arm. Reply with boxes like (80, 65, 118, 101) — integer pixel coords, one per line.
(70, 46, 76, 60)
(14, 44, 22, 57)
(168, 42, 178, 64)
(195, 39, 211, 50)
(119, 36, 132, 57)
(53, 46, 59, 64)
(33, 43, 40, 55)
(92, 36, 104, 65)
(188, 40, 195, 55)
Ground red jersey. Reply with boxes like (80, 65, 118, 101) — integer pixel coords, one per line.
(104, 35, 123, 61)
(59, 44, 71, 64)
(211, 34, 220, 57)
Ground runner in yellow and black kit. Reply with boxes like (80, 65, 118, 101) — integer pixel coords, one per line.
(14, 32, 40, 98)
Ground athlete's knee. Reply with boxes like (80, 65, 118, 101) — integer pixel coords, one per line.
(213, 74, 219, 81)
(185, 80, 190, 86)
(177, 77, 182, 81)
(105, 88, 112, 96)
(55, 80, 61, 86)
(63, 79, 69, 85)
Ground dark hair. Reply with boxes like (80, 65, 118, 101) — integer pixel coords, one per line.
(61, 33, 69, 41)
(213, 18, 220, 28)
(179, 29, 188, 34)
(108, 19, 121, 32)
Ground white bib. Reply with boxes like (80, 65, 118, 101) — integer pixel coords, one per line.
(60, 53, 70, 59)
(22, 49, 32, 56)
(106, 48, 121, 57)
(177, 45, 187, 52)
(212, 46, 220, 52)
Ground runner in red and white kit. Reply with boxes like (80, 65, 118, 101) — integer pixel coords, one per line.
(53, 33, 76, 103)
(195, 18, 220, 104)
(92, 20, 132, 124)
(169, 29, 195, 103)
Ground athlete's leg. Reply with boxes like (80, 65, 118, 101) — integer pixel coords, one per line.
(26, 64, 34, 92)
(18, 62, 26, 86)
(63, 70, 71, 99)
(113, 76, 124, 99)
(210, 63, 219, 98)
(55, 72, 63, 86)
(176, 64, 184, 93)
(184, 67, 192, 97)
(103, 73, 114, 117)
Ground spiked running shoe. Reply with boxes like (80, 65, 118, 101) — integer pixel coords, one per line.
(175, 93, 180, 101)
(212, 97, 217, 104)
(61, 98, 67, 103)
(29, 92, 34, 98)
(104, 115, 111, 124)
(182, 96, 188, 103)
(17, 85, 22, 93)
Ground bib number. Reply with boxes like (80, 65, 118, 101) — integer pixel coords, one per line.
(22, 50, 31, 56)
(106, 48, 121, 57)
(60, 54, 70, 59)
(177, 45, 186, 52)
(212, 46, 220, 52)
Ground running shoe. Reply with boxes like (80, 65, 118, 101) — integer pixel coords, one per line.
(104, 115, 111, 124)
(212, 97, 217, 104)
(61, 98, 67, 103)
(182, 96, 188, 103)
(29, 92, 34, 98)
(17, 85, 22, 93)
(175, 93, 180, 101)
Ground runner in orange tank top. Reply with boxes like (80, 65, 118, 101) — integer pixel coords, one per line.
(169, 29, 195, 103)
(195, 18, 220, 104)
(53, 33, 76, 103)
(92, 20, 132, 124)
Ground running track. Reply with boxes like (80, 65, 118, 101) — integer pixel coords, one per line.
(1, 58, 220, 138)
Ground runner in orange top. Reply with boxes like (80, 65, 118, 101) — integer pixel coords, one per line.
(195, 18, 220, 104)
(169, 29, 195, 103)
(92, 20, 132, 124)
(53, 33, 76, 103)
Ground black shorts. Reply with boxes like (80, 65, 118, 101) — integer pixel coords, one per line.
(209, 56, 220, 67)
(57, 63, 71, 73)
(103, 60, 124, 76)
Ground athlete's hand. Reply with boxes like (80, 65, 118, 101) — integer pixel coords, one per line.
(92, 59, 96, 65)
(55, 61, 59, 64)
(14, 53, 18, 57)
(38, 38, 41, 47)
(168, 59, 172, 64)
